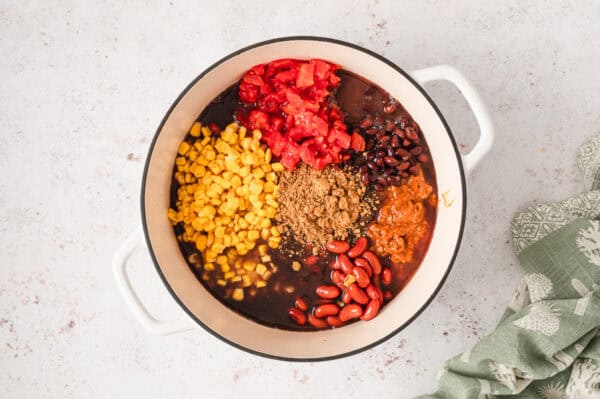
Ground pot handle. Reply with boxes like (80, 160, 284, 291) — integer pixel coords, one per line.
(112, 226, 194, 335)
(411, 65, 494, 175)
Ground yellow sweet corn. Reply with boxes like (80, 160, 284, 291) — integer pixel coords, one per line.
(166, 123, 284, 296)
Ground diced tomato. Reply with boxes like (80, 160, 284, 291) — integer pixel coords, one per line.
(247, 109, 270, 130)
(274, 69, 297, 83)
(236, 58, 359, 170)
(296, 63, 315, 88)
(350, 132, 366, 151)
(312, 59, 330, 81)
(238, 82, 258, 103)
(242, 73, 265, 87)
(257, 93, 282, 113)
(250, 64, 265, 76)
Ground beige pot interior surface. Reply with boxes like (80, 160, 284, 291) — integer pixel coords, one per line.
(143, 39, 464, 359)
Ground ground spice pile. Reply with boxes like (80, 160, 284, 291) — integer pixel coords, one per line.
(276, 163, 377, 248)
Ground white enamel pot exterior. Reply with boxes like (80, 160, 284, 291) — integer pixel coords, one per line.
(113, 37, 494, 360)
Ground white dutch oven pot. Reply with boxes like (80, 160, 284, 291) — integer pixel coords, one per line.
(113, 37, 494, 361)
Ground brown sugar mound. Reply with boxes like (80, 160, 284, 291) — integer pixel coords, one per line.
(276, 163, 375, 248)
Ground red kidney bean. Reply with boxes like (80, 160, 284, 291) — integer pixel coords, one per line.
(383, 291, 392, 300)
(418, 154, 429, 163)
(376, 286, 384, 305)
(326, 240, 350, 254)
(338, 254, 354, 274)
(362, 251, 382, 275)
(305, 255, 318, 265)
(366, 284, 381, 301)
(347, 237, 368, 258)
(352, 267, 370, 288)
(308, 313, 328, 329)
(339, 304, 363, 321)
(326, 316, 344, 327)
(329, 259, 340, 270)
(382, 268, 392, 285)
(354, 258, 372, 277)
(342, 289, 352, 304)
(314, 303, 340, 318)
(331, 270, 343, 284)
(316, 285, 341, 299)
(295, 297, 308, 311)
(360, 299, 380, 321)
(288, 308, 307, 325)
(347, 283, 369, 305)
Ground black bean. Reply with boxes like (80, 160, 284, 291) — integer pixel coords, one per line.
(384, 156, 399, 166)
(399, 161, 410, 171)
(396, 148, 410, 157)
(365, 138, 375, 151)
(358, 165, 368, 174)
(405, 127, 419, 142)
(361, 173, 370, 186)
(374, 157, 384, 167)
(360, 118, 373, 129)
(383, 103, 397, 115)
(398, 116, 411, 129)
(367, 161, 378, 171)
(385, 121, 395, 132)
(410, 146, 422, 155)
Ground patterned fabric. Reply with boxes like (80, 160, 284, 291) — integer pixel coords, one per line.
(418, 135, 600, 399)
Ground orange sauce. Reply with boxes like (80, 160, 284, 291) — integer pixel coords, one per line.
(367, 170, 434, 264)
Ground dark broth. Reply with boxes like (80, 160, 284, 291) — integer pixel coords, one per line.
(170, 70, 437, 330)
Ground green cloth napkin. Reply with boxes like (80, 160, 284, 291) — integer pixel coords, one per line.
(418, 135, 600, 399)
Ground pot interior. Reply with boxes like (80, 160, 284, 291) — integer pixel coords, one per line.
(143, 38, 464, 359)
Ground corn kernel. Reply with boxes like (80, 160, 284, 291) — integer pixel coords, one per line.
(256, 281, 267, 288)
(232, 288, 244, 301)
(256, 263, 267, 276)
(204, 262, 215, 271)
(242, 275, 251, 287)
(258, 244, 268, 256)
(247, 230, 260, 241)
(190, 122, 201, 137)
(243, 261, 255, 272)
(224, 271, 235, 280)
(178, 142, 190, 155)
(217, 279, 227, 287)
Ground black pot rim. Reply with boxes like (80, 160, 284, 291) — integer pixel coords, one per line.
(140, 35, 467, 362)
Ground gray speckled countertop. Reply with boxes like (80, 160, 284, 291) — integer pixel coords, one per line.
(2, 1, 600, 397)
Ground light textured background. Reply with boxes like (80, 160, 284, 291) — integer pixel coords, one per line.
(1, 1, 599, 398)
